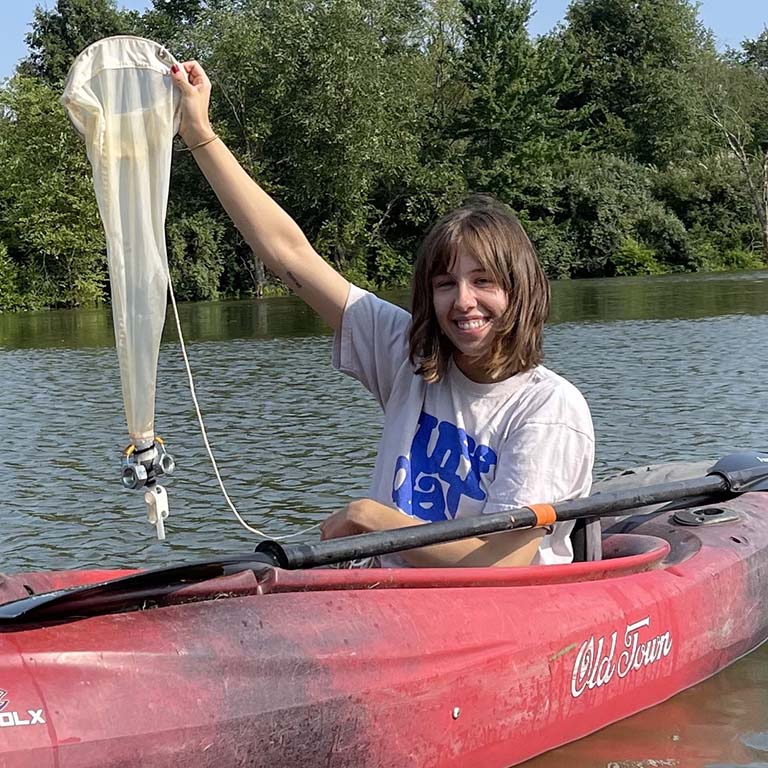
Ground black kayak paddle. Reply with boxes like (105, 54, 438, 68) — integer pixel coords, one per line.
(2, 451, 767, 625)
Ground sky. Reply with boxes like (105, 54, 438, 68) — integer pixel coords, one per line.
(0, 0, 766, 81)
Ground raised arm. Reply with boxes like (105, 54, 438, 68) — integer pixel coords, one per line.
(170, 61, 349, 331)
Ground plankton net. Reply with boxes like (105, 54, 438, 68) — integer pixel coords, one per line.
(62, 36, 180, 538)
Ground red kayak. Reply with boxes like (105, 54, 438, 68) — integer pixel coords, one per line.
(2, 461, 767, 768)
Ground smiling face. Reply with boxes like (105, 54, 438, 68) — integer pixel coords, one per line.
(431, 252, 510, 382)
(409, 196, 549, 384)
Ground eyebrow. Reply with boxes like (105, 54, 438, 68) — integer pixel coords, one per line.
(433, 267, 489, 278)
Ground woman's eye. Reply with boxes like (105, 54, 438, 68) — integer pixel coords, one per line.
(434, 279, 455, 289)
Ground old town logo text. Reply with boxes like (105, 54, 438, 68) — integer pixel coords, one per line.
(571, 617, 672, 698)
(0, 689, 46, 728)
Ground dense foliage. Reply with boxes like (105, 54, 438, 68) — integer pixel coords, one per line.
(0, 0, 766, 309)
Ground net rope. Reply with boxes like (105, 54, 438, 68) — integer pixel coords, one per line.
(166, 274, 321, 540)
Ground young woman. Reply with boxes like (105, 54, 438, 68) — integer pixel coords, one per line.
(170, 61, 595, 568)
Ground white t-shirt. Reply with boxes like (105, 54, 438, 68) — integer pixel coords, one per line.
(333, 285, 595, 566)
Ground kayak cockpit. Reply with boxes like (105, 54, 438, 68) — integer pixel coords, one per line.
(258, 532, 671, 593)
(0, 531, 677, 625)
(0, 531, 667, 606)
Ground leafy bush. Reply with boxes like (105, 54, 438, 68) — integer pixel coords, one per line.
(167, 212, 226, 301)
(0, 244, 23, 311)
(612, 238, 665, 276)
(634, 204, 692, 271)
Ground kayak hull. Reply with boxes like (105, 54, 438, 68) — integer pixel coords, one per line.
(2, 491, 768, 767)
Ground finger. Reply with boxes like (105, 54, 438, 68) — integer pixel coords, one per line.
(169, 63, 192, 92)
(183, 60, 211, 88)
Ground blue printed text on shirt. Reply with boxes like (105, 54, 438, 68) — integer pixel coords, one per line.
(392, 411, 497, 521)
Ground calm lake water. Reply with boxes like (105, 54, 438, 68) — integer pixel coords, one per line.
(2, 269, 768, 766)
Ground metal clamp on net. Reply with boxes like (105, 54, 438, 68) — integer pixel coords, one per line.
(121, 438, 176, 540)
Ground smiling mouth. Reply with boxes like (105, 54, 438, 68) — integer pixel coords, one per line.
(456, 318, 490, 330)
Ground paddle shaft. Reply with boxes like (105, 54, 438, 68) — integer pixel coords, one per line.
(256, 467, 765, 569)
(3, 459, 767, 625)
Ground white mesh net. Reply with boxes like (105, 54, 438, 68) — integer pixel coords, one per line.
(62, 36, 180, 449)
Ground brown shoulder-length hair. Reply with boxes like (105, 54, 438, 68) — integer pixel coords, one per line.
(409, 195, 550, 383)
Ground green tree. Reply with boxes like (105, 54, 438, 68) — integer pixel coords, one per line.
(653, 154, 758, 269)
(455, 0, 535, 188)
(167, 211, 228, 300)
(194, 0, 429, 287)
(0, 75, 105, 308)
(0, 243, 23, 311)
(363, 0, 469, 283)
(701, 34, 768, 261)
(21, 0, 139, 87)
(3, 0, 767, 313)
(555, 153, 693, 276)
(454, 0, 567, 204)
(139, 0, 217, 60)
(741, 27, 768, 73)
(556, 0, 711, 167)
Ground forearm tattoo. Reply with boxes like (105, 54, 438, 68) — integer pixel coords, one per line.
(286, 270, 303, 289)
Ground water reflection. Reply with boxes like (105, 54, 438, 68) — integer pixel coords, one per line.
(549, 270, 768, 324)
(3, 269, 768, 349)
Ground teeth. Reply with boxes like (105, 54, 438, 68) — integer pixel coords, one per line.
(457, 319, 488, 330)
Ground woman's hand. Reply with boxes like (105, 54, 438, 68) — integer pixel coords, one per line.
(320, 499, 419, 540)
(320, 498, 543, 567)
(169, 60, 215, 146)
(319, 506, 365, 541)
(320, 499, 376, 540)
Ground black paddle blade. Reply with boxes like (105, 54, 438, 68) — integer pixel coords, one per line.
(0, 552, 281, 625)
(708, 451, 768, 491)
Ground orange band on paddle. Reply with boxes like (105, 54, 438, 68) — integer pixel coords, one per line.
(526, 504, 557, 527)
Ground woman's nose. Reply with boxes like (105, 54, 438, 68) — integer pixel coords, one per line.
(454, 281, 476, 310)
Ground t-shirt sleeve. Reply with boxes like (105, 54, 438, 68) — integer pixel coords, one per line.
(332, 284, 412, 408)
